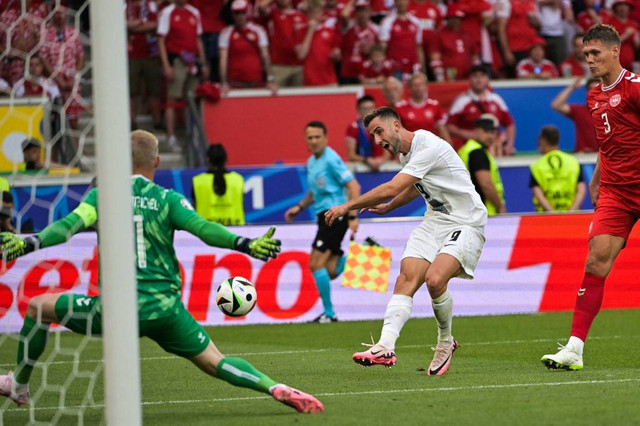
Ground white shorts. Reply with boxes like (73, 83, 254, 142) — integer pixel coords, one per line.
(402, 216, 486, 279)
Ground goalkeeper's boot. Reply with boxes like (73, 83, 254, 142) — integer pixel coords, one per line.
(0, 372, 30, 406)
(271, 384, 324, 413)
(427, 339, 458, 376)
(541, 344, 583, 371)
(352, 343, 397, 367)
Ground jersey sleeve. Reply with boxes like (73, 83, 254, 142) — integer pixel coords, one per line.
(529, 170, 540, 188)
(378, 16, 392, 42)
(36, 187, 98, 248)
(468, 149, 490, 174)
(399, 142, 439, 178)
(167, 191, 239, 249)
(329, 152, 354, 184)
(157, 7, 171, 36)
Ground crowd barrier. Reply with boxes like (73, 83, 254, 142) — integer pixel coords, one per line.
(1, 213, 638, 333)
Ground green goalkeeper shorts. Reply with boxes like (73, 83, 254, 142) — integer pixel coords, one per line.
(55, 294, 211, 358)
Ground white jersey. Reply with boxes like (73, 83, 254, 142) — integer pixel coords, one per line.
(399, 130, 487, 227)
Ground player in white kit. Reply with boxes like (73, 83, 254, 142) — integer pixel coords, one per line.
(325, 106, 487, 375)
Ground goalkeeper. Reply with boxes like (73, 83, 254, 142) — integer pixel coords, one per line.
(0, 130, 324, 414)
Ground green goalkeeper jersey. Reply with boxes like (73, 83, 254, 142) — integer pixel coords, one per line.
(37, 175, 241, 320)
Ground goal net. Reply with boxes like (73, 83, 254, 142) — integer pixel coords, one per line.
(0, 0, 140, 424)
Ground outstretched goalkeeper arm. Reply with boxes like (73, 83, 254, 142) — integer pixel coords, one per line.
(0, 191, 281, 262)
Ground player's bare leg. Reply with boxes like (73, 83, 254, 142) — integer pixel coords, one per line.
(542, 235, 624, 370)
(1, 293, 61, 406)
(309, 249, 338, 323)
(353, 257, 429, 367)
(190, 341, 324, 413)
(425, 253, 462, 376)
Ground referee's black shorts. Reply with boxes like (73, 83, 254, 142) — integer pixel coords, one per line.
(312, 211, 349, 256)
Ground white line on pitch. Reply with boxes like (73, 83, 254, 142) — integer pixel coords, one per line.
(7, 377, 640, 412)
(0, 335, 633, 368)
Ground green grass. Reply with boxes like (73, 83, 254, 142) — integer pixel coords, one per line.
(2, 309, 640, 425)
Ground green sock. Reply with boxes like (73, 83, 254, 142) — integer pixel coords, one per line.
(15, 316, 50, 385)
(217, 357, 278, 394)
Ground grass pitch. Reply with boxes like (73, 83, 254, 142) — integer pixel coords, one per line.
(2, 309, 640, 425)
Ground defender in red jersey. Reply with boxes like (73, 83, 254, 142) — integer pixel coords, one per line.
(542, 24, 640, 371)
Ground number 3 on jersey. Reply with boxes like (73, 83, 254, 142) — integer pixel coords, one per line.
(133, 215, 147, 268)
(601, 112, 611, 134)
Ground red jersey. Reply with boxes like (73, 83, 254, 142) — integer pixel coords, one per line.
(516, 58, 559, 78)
(575, 9, 603, 33)
(340, 22, 379, 79)
(297, 19, 340, 85)
(457, 0, 491, 54)
(359, 59, 394, 80)
(588, 69, 640, 186)
(559, 56, 589, 78)
(127, 0, 159, 59)
(506, 0, 538, 53)
(447, 89, 514, 149)
(568, 104, 598, 153)
(157, 4, 203, 55)
(602, 15, 639, 70)
(408, 0, 441, 47)
(395, 98, 446, 133)
(219, 22, 269, 84)
(191, 0, 227, 33)
(265, 6, 306, 66)
(429, 26, 476, 81)
(346, 120, 385, 157)
(379, 13, 422, 74)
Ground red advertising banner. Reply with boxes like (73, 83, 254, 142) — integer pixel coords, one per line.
(0, 214, 638, 333)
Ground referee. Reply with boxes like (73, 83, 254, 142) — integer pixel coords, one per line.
(285, 121, 361, 323)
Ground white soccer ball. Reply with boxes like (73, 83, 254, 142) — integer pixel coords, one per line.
(216, 276, 257, 317)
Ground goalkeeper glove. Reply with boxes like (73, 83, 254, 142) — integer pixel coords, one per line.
(0, 232, 40, 262)
(234, 226, 281, 261)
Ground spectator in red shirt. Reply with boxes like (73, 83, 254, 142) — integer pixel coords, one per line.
(359, 44, 394, 84)
(551, 77, 600, 152)
(382, 75, 404, 105)
(192, 0, 228, 82)
(379, 0, 424, 79)
(408, 0, 442, 61)
(497, 0, 541, 77)
(127, 0, 163, 130)
(0, 0, 48, 85)
(339, 0, 379, 84)
(157, 0, 209, 149)
(516, 37, 559, 79)
(39, 6, 85, 130)
(576, 0, 604, 33)
(295, 1, 341, 86)
(13, 55, 61, 100)
(603, 0, 639, 70)
(447, 64, 516, 154)
(560, 34, 590, 77)
(258, 0, 307, 87)
(345, 95, 391, 170)
(219, 0, 277, 95)
(395, 73, 451, 143)
(429, 5, 479, 82)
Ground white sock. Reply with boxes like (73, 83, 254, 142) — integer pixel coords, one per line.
(378, 294, 413, 351)
(432, 290, 453, 344)
(568, 336, 584, 356)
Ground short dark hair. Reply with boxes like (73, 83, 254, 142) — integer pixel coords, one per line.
(357, 94, 375, 108)
(363, 106, 401, 128)
(539, 125, 560, 146)
(305, 120, 327, 135)
(583, 24, 620, 47)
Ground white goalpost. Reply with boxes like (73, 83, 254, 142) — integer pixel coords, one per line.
(89, 2, 142, 425)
